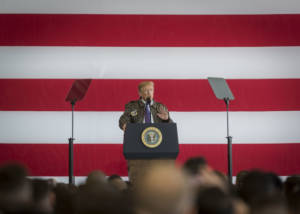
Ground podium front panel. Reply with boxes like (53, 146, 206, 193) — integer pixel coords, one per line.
(123, 123, 179, 159)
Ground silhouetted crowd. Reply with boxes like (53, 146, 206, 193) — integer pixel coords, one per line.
(0, 157, 299, 214)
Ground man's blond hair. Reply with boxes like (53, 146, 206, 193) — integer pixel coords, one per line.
(138, 81, 154, 92)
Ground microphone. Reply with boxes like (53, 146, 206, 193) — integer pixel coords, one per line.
(146, 97, 151, 105)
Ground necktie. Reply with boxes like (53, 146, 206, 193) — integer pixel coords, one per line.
(145, 104, 151, 123)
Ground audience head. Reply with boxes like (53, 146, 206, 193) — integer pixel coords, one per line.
(235, 170, 249, 192)
(86, 170, 106, 186)
(108, 174, 127, 191)
(238, 170, 283, 206)
(183, 156, 210, 176)
(183, 157, 229, 192)
(0, 163, 32, 213)
(134, 162, 193, 214)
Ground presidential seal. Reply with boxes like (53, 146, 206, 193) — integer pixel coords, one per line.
(141, 127, 163, 148)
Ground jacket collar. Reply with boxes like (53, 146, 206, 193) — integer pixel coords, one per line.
(138, 98, 157, 108)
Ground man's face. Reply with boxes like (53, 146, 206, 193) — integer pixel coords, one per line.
(139, 84, 154, 101)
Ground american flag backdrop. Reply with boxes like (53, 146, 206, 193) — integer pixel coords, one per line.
(0, 0, 300, 183)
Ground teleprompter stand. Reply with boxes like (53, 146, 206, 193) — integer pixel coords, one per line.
(65, 79, 92, 184)
(208, 77, 235, 184)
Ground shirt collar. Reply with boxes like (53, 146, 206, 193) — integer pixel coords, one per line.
(140, 98, 154, 106)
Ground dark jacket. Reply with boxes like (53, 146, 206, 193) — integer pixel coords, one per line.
(119, 99, 173, 130)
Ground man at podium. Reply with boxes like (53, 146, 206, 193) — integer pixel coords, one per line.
(119, 81, 174, 184)
(119, 81, 173, 131)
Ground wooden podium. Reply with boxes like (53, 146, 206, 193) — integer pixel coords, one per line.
(123, 123, 179, 183)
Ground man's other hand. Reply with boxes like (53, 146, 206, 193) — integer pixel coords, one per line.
(157, 106, 169, 120)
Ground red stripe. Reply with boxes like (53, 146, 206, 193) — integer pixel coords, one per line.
(0, 143, 299, 176)
(1, 14, 300, 46)
(1, 79, 300, 111)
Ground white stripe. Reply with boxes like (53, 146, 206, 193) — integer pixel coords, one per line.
(1, 0, 300, 14)
(1, 47, 300, 79)
(0, 111, 299, 144)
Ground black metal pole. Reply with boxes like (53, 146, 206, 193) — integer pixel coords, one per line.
(224, 98, 233, 185)
(68, 101, 75, 185)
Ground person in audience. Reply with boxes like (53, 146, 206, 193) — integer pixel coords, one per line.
(195, 186, 234, 214)
(284, 175, 300, 214)
(134, 163, 193, 214)
(231, 198, 249, 214)
(85, 170, 107, 186)
(31, 179, 55, 214)
(238, 170, 283, 207)
(183, 157, 229, 192)
(0, 163, 32, 213)
(73, 182, 130, 214)
(1, 161, 299, 214)
(235, 170, 249, 193)
(183, 156, 211, 176)
(53, 183, 77, 214)
(250, 196, 288, 214)
(213, 170, 228, 183)
(47, 178, 57, 189)
(108, 174, 127, 191)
